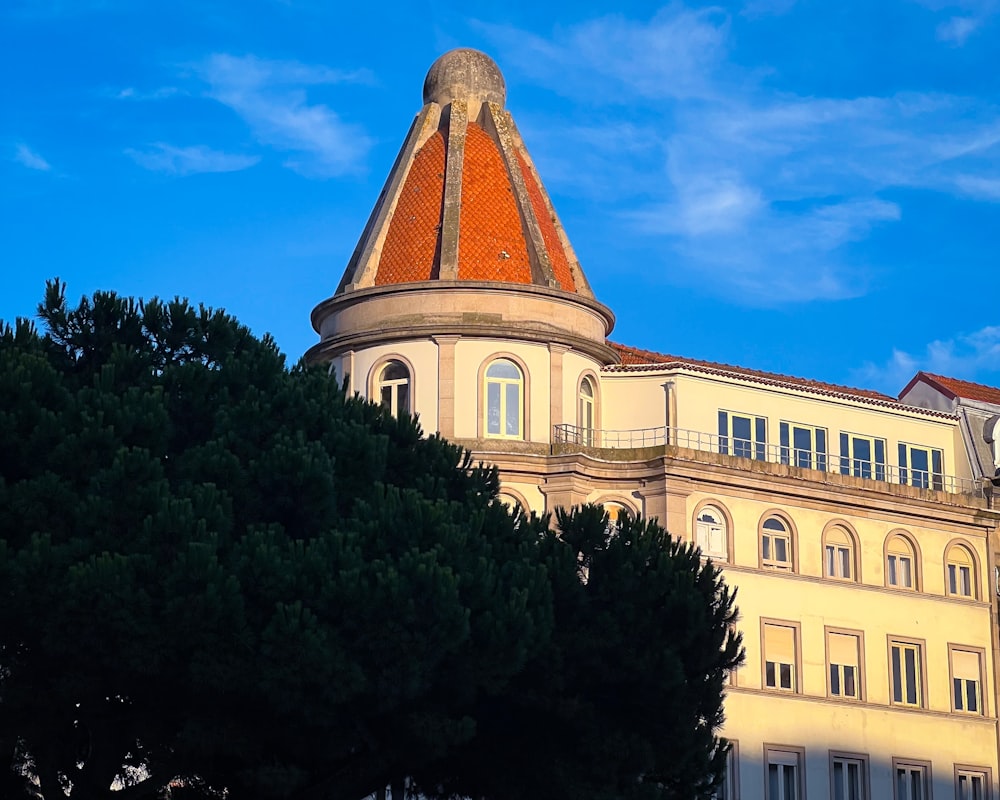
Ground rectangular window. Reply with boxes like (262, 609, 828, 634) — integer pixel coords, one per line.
(765, 746, 803, 800)
(956, 766, 990, 800)
(952, 648, 984, 715)
(898, 443, 944, 490)
(719, 411, 767, 460)
(893, 758, 931, 800)
(949, 562, 973, 597)
(840, 432, 886, 481)
(763, 622, 798, 692)
(889, 639, 924, 707)
(780, 421, 827, 471)
(831, 752, 868, 800)
(827, 630, 862, 700)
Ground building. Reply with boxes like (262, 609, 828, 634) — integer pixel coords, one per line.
(307, 48, 1000, 800)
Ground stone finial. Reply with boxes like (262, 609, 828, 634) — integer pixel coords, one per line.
(422, 48, 506, 108)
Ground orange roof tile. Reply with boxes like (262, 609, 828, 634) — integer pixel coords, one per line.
(376, 131, 445, 285)
(607, 342, 926, 409)
(910, 372, 1000, 406)
(516, 150, 575, 292)
(458, 123, 532, 283)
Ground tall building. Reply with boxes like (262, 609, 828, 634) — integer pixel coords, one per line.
(308, 48, 1000, 800)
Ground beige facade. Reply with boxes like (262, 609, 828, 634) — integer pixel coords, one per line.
(308, 48, 1000, 800)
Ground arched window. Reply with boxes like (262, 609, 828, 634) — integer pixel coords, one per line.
(946, 543, 976, 598)
(579, 377, 595, 446)
(824, 525, 857, 581)
(761, 516, 793, 571)
(484, 359, 523, 439)
(886, 534, 918, 590)
(378, 360, 410, 416)
(696, 505, 728, 561)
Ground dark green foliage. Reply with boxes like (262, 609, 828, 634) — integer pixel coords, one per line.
(0, 282, 742, 800)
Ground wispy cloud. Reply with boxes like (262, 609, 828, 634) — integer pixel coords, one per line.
(125, 143, 259, 175)
(13, 143, 51, 171)
(854, 326, 1000, 393)
(113, 86, 179, 101)
(475, 7, 730, 101)
(937, 14, 981, 42)
(195, 54, 374, 178)
(479, 7, 1000, 304)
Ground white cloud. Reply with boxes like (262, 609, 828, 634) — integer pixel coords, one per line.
(196, 53, 373, 178)
(478, 7, 1000, 303)
(114, 86, 179, 101)
(14, 143, 51, 171)
(125, 143, 259, 175)
(855, 326, 1000, 393)
(937, 14, 981, 43)
(475, 6, 730, 101)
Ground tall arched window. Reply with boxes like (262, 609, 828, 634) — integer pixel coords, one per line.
(824, 525, 857, 581)
(946, 543, 977, 598)
(485, 359, 523, 439)
(579, 377, 595, 446)
(696, 506, 729, 561)
(378, 360, 410, 416)
(886, 534, 918, 590)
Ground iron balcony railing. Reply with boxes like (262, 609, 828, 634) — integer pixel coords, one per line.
(552, 424, 979, 494)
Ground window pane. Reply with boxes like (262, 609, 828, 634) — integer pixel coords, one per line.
(505, 382, 520, 436)
(900, 557, 912, 588)
(904, 648, 918, 704)
(487, 382, 501, 434)
(793, 427, 812, 468)
(768, 764, 780, 798)
(844, 665, 856, 698)
(733, 415, 752, 458)
(780, 663, 793, 689)
(487, 359, 520, 379)
(397, 383, 410, 414)
(839, 547, 851, 578)
(766, 661, 776, 687)
(968, 680, 979, 712)
(888, 555, 898, 585)
(830, 663, 841, 695)
(763, 535, 771, 560)
(775, 537, 788, 563)
(783, 764, 796, 800)
(892, 647, 902, 702)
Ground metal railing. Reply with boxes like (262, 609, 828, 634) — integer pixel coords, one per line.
(552, 424, 979, 494)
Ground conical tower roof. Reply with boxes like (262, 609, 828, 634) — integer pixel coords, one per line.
(336, 48, 595, 296)
(309, 49, 615, 365)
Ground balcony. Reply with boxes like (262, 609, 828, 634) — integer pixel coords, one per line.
(552, 424, 979, 495)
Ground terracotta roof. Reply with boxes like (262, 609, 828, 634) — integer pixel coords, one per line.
(458, 123, 532, 283)
(516, 150, 575, 292)
(606, 342, 936, 411)
(906, 372, 1000, 406)
(375, 131, 445, 284)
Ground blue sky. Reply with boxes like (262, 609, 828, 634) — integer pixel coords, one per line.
(3, 0, 999, 395)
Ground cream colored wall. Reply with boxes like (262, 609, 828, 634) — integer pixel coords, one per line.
(452, 338, 552, 442)
(598, 370, 968, 481)
(680, 488, 996, 796)
(349, 341, 441, 433)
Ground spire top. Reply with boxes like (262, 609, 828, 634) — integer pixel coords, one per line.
(422, 48, 506, 108)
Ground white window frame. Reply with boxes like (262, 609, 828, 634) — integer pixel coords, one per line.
(376, 359, 411, 417)
(955, 765, 991, 800)
(830, 751, 869, 800)
(840, 431, 887, 481)
(946, 544, 976, 599)
(826, 628, 864, 701)
(762, 620, 800, 693)
(719, 410, 767, 461)
(761, 516, 794, 572)
(898, 442, 944, 490)
(892, 758, 931, 800)
(950, 647, 985, 716)
(780, 420, 828, 471)
(765, 746, 804, 800)
(889, 638, 925, 708)
(483, 358, 524, 440)
(696, 505, 729, 561)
